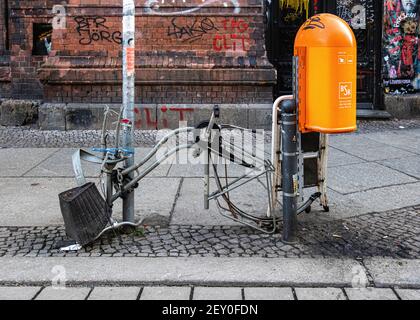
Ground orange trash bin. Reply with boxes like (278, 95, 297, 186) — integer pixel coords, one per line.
(294, 13, 357, 134)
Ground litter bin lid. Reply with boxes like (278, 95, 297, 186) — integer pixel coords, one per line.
(295, 13, 356, 48)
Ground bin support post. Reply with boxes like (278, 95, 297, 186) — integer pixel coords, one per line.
(281, 99, 298, 243)
(204, 145, 210, 210)
(122, 0, 135, 223)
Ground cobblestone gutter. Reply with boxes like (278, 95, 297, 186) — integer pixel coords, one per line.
(1, 119, 420, 148)
(0, 205, 418, 259)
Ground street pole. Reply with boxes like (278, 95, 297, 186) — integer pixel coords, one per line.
(122, 0, 135, 223)
(281, 98, 298, 243)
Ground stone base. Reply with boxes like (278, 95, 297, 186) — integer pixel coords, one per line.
(38, 103, 273, 131)
(385, 94, 420, 119)
(0, 99, 39, 126)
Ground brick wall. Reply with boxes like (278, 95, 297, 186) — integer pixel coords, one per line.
(7, 1, 54, 100)
(0, 0, 10, 99)
(0, 0, 5, 52)
(3, 0, 276, 106)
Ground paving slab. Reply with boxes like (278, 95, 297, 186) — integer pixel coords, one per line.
(0, 148, 58, 177)
(295, 287, 346, 300)
(364, 131, 420, 155)
(243, 287, 294, 300)
(365, 258, 420, 288)
(168, 164, 250, 178)
(328, 162, 417, 194)
(395, 289, 420, 300)
(378, 156, 420, 179)
(299, 187, 366, 220)
(344, 288, 398, 300)
(330, 132, 419, 160)
(24, 148, 169, 178)
(0, 177, 180, 227)
(0, 257, 360, 287)
(112, 178, 181, 226)
(0, 178, 81, 226)
(88, 286, 140, 300)
(140, 286, 191, 300)
(298, 186, 375, 220)
(0, 286, 40, 300)
(301, 181, 420, 221)
(327, 147, 366, 168)
(193, 287, 242, 300)
(24, 148, 101, 178)
(343, 182, 420, 214)
(303, 182, 420, 221)
(409, 128, 420, 138)
(171, 178, 270, 226)
(333, 142, 416, 162)
(328, 134, 372, 147)
(133, 148, 171, 177)
(166, 139, 269, 178)
(36, 286, 91, 300)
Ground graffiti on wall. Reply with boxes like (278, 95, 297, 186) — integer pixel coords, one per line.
(134, 106, 194, 129)
(167, 17, 219, 42)
(52, 5, 67, 29)
(213, 18, 250, 52)
(144, 0, 241, 15)
(74, 16, 122, 45)
(279, 0, 310, 18)
(382, 0, 419, 93)
(336, 0, 374, 30)
(166, 16, 250, 52)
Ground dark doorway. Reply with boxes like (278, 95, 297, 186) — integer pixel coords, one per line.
(265, 0, 384, 110)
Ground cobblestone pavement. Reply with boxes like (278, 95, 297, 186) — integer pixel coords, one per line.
(1, 285, 415, 300)
(0, 127, 158, 148)
(0, 205, 418, 259)
(1, 119, 420, 148)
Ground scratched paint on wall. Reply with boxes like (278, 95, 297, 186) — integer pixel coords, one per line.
(337, 0, 375, 30)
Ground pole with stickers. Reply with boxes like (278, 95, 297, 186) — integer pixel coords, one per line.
(276, 13, 358, 243)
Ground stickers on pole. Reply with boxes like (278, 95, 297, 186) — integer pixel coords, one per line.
(126, 46, 135, 77)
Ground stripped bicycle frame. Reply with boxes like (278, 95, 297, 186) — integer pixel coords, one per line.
(69, 93, 329, 243)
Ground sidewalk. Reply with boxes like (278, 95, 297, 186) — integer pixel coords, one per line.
(0, 257, 419, 300)
(0, 120, 419, 299)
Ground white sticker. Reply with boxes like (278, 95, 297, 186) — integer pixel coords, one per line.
(338, 82, 353, 109)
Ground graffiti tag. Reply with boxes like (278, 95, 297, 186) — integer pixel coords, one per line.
(167, 17, 218, 42)
(144, 0, 241, 15)
(74, 16, 122, 45)
(134, 106, 195, 129)
(303, 15, 325, 30)
(213, 18, 250, 52)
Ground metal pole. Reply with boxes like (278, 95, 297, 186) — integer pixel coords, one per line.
(268, 95, 293, 218)
(122, 0, 135, 223)
(281, 99, 298, 243)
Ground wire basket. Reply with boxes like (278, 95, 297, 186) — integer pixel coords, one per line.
(59, 182, 111, 246)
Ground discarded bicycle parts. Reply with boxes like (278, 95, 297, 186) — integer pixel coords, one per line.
(58, 13, 358, 246)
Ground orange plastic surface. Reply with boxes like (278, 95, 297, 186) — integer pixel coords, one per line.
(294, 14, 357, 134)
